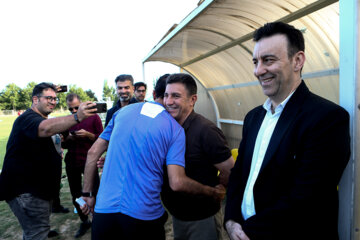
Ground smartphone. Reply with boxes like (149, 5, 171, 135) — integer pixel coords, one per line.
(57, 85, 68, 93)
(75, 197, 92, 216)
(75, 197, 86, 207)
(91, 103, 107, 113)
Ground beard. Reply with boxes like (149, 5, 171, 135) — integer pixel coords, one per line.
(38, 106, 53, 117)
(119, 94, 131, 102)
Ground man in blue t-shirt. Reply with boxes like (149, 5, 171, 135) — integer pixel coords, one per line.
(81, 75, 226, 240)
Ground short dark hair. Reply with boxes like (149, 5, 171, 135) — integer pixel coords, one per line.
(253, 22, 305, 58)
(66, 93, 80, 102)
(115, 74, 134, 85)
(154, 74, 170, 99)
(32, 82, 56, 97)
(166, 73, 197, 96)
(134, 82, 147, 91)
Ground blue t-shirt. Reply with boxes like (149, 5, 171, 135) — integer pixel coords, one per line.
(95, 102, 185, 220)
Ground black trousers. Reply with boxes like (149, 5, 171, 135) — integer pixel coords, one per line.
(65, 164, 100, 222)
(92, 211, 168, 240)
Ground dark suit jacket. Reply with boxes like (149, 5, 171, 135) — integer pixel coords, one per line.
(224, 81, 350, 240)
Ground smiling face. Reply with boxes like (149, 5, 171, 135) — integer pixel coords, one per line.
(253, 34, 304, 107)
(33, 88, 57, 117)
(116, 80, 134, 102)
(164, 83, 197, 125)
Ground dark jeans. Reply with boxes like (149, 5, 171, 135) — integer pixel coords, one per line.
(7, 193, 51, 240)
(92, 211, 168, 240)
(65, 164, 99, 222)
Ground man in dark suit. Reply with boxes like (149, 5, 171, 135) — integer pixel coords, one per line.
(224, 22, 350, 240)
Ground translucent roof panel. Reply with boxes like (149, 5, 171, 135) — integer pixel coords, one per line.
(144, 0, 340, 148)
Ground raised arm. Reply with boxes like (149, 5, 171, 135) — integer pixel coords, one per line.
(38, 101, 96, 137)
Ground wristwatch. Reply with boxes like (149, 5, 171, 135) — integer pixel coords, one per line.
(81, 192, 93, 197)
(74, 113, 80, 123)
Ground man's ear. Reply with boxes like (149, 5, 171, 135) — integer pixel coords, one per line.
(152, 90, 156, 100)
(190, 94, 198, 107)
(32, 96, 39, 104)
(293, 51, 305, 72)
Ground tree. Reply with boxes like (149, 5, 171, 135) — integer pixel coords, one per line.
(0, 83, 21, 110)
(85, 89, 98, 102)
(0, 83, 96, 111)
(102, 79, 116, 101)
(57, 85, 98, 110)
(17, 82, 37, 110)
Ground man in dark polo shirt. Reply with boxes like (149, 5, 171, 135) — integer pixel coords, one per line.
(104, 74, 137, 127)
(161, 73, 235, 240)
(62, 93, 103, 238)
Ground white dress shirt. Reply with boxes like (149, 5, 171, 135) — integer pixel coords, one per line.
(241, 92, 294, 220)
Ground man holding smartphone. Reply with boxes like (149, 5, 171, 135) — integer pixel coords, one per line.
(0, 83, 97, 240)
(62, 93, 103, 238)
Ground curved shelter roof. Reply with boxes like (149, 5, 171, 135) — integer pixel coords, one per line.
(143, 0, 340, 148)
(143, 0, 360, 239)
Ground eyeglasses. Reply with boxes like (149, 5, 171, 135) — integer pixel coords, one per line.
(136, 90, 146, 93)
(68, 106, 79, 112)
(39, 95, 59, 104)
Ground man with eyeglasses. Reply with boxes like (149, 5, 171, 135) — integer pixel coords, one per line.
(61, 93, 103, 238)
(133, 82, 147, 102)
(0, 82, 97, 240)
(104, 74, 137, 127)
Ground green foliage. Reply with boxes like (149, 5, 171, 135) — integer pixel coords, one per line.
(0, 84, 21, 110)
(17, 82, 37, 110)
(102, 79, 116, 101)
(56, 91, 67, 109)
(85, 89, 98, 102)
(0, 83, 100, 111)
(56, 85, 98, 110)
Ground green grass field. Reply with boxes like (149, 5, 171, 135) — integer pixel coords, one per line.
(0, 114, 91, 239)
(0, 115, 16, 169)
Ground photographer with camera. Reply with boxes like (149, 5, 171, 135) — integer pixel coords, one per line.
(62, 93, 104, 238)
(0, 83, 97, 240)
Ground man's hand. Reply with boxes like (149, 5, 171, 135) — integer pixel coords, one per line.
(77, 102, 97, 122)
(74, 129, 92, 138)
(225, 220, 250, 240)
(97, 156, 105, 168)
(212, 184, 226, 201)
(80, 196, 95, 215)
